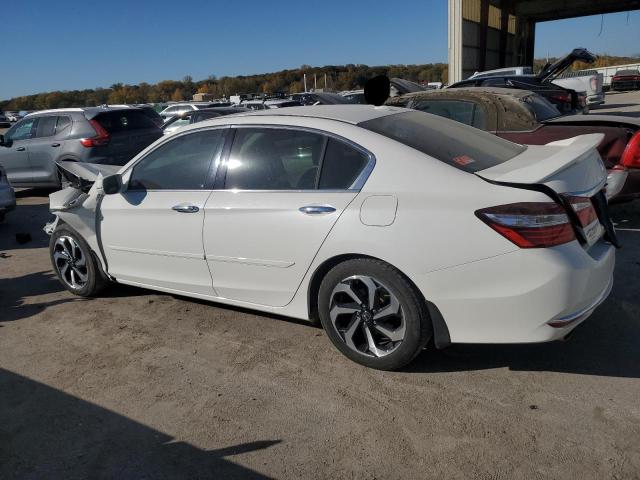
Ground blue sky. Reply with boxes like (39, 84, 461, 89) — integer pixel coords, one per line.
(1, 1, 639, 99)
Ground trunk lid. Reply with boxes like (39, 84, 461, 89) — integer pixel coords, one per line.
(536, 48, 597, 83)
(476, 134, 618, 248)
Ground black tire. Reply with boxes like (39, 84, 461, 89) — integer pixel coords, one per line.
(50, 225, 108, 297)
(318, 258, 432, 370)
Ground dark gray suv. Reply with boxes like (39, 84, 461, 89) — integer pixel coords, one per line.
(0, 107, 162, 188)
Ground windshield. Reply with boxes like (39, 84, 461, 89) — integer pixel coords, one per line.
(359, 111, 526, 173)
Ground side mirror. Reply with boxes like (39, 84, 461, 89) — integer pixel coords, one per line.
(0, 135, 9, 147)
(102, 174, 122, 195)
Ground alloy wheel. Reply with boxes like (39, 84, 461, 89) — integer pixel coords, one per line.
(329, 275, 406, 357)
(53, 236, 89, 290)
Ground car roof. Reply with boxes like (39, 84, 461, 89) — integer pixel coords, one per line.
(218, 104, 407, 124)
(396, 86, 534, 102)
(25, 106, 141, 119)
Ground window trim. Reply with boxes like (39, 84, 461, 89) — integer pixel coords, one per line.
(125, 125, 232, 192)
(216, 124, 376, 193)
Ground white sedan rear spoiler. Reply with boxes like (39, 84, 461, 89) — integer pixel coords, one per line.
(476, 134, 607, 195)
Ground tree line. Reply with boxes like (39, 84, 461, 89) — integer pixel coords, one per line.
(2, 54, 638, 112)
(0, 63, 448, 111)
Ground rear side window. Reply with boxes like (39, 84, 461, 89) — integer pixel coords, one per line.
(36, 116, 57, 138)
(225, 128, 325, 190)
(412, 100, 487, 129)
(359, 111, 525, 173)
(129, 130, 225, 190)
(319, 139, 369, 189)
(56, 116, 72, 134)
(522, 95, 561, 121)
(93, 111, 158, 133)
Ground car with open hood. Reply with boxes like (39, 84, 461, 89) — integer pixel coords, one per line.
(386, 87, 640, 203)
(47, 105, 616, 370)
(448, 48, 597, 114)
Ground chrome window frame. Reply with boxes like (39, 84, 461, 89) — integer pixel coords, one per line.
(220, 123, 376, 193)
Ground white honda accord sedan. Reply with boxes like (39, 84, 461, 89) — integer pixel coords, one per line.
(47, 105, 616, 370)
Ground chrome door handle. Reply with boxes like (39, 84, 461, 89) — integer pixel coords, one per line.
(16, 147, 25, 151)
(51, 143, 61, 147)
(172, 204, 199, 213)
(299, 205, 336, 215)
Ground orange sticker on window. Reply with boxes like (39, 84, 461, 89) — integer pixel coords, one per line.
(453, 155, 475, 166)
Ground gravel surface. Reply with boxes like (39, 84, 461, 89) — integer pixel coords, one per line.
(2, 93, 640, 479)
(1, 191, 639, 480)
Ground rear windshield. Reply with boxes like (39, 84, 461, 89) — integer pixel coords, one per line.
(93, 110, 158, 133)
(523, 95, 561, 121)
(359, 111, 526, 173)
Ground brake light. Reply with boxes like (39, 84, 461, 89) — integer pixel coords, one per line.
(620, 131, 640, 168)
(80, 119, 110, 147)
(590, 77, 597, 90)
(550, 92, 570, 103)
(475, 202, 575, 248)
(564, 196, 598, 227)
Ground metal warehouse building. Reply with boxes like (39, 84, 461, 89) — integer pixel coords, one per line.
(448, 0, 640, 83)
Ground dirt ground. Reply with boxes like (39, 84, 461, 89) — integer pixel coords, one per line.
(0, 193, 639, 480)
(2, 93, 640, 479)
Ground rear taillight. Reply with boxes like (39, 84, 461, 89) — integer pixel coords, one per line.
(564, 195, 598, 228)
(475, 202, 575, 248)
(550, 92, 570, 103)
(620, 131, 640, 168)
(590, 77, 597, 90)
(80, 119, 110, 147)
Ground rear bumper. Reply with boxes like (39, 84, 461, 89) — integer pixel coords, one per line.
(414, 240, 615, 344)
(586, 92, 605, 105)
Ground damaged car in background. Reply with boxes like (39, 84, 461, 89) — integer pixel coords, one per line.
(386, 87, 640, 203)
(449, 48, 599, 114)
(46, 105, 616, 370)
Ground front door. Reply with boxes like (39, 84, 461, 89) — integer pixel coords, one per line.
(100, 128, 227, 295)
(0, 117, 38, 185)
(203, 127, 372, 307)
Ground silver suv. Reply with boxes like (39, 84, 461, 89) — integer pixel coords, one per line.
(0, 107, 162, 188)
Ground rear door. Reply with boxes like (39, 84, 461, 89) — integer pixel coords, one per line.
(0, 117, 37, 185)
(28, 115, 62, 185)
(90, 110, 162, 165)
(203, 127, 373, 307)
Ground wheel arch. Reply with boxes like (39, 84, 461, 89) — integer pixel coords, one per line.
(306, 253, 451, 349)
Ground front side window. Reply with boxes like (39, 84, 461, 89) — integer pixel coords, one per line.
(129, 129, 225, 190)
(6, 118, 37, 141)
(412, 99, 487, 129)
(35, 116, 57, 138)
(225, 128, 325, 190)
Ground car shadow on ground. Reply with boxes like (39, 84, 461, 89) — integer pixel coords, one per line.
(0, 368, 279, 479)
